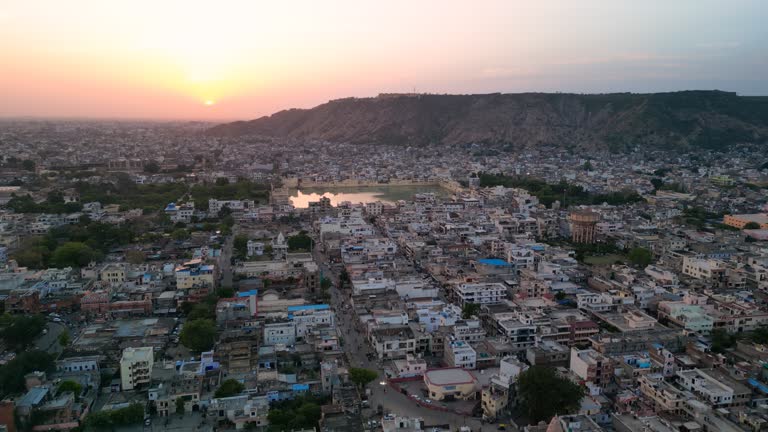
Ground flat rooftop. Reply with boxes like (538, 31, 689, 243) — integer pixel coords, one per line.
(424, 368, 476, 386)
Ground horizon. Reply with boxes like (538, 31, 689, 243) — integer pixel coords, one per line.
(1, 89, 764, 123)
(1, 0, 766, 120)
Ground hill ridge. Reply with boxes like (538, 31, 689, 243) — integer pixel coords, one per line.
(207, 90, 768, 151)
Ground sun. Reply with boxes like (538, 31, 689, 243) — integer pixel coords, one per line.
(204, 100, 215, 106)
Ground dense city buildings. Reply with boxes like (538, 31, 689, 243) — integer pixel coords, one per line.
(1, 118, 768, 432)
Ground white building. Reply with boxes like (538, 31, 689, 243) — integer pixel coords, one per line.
(444, 339, 477, 370)
(208, 198, 255, 216)
(455, 282, 507, 306)
(453, 319, 486, 343)
(120, 347, 154, 391)
(393, 355, 428, 378)
(263, 321, 297, 346)
(417, 304, 460, 333)
(682, 256, 725, 280)
(676, 369, 734, 407)
(246, 240, 264, 257)
(492, 356, 528, 388)
(56, 356, 100, 374)
(288, 304, 335, 337)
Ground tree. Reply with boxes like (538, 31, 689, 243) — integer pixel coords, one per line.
(180, 319, 216, 352)
(1, 314, 46, 350)
(349, 368, 378, 389)
(711, 328, 736, 353)
(143, 161, 160, 173)
(320, 278, 332, 291)
(214, 379, 245, 398)
(650, 178, 664, 190)
(175, 398, 185, 415)
(517, 366, 585, 423)
(22, 159, 35, 171)
(752, 326, 768, 344)
(171, 228, 189, 241)
(554, 291, 567, 301)
(744, 221, 761, 229)
(582, 160, 593, 171)
(461, 303, 481, 319)
(85, 402, 144, 429)
(58, 330, 70, 347)
(233, 234, 249, 257)
(0, 350, 54, 396)
(628, 247, 653, 268)
(287, 232, 312, 251)
(339, 269, 350, 288)
(187, 303, 214, 320)
(125, 250, 145, 264)
(51, 242, 98, 268)
(58, 380, 82, 401)
(217, 287, 235, 298)
(266, 396, 326, 432)
(217, 205, 232, 219)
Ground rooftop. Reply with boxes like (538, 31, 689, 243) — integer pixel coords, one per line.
(424, 368, 476, 386)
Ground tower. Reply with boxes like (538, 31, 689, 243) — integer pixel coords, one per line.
(569, 210, 599, 244)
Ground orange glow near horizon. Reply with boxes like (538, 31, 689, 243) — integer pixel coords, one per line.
(0, 1, 765, 120)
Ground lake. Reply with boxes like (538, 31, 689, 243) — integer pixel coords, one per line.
(289, 185, 447, 208)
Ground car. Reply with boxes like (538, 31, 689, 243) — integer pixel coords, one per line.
(424, 399, 432, 404)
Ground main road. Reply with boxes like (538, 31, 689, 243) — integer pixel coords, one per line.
(219, 225, 235, 289)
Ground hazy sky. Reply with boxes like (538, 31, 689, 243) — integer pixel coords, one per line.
(1, 0, 766, 120)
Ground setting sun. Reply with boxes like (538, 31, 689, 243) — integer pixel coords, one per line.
(204, 100, 215, 106)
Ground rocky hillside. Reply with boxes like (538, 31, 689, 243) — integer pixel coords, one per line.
(207, 91, 768, 151)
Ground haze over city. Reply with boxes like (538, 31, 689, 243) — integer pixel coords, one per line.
(1, 0, 766, 120)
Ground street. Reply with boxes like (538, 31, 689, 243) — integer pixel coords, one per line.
(316, 239, 507, 432)
(34, 321, 67, 355)
(220, 227, 235, 289)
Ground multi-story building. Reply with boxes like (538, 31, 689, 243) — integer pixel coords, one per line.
(370, 325, 416, 360)
(495, 318, 536, 350)
(262, 321, 296, 346)
(444, 339, 477, 370)
(175, 259, 216, 290)
(682, 256, 726, 281)
(526, 340, 570, 367)
(657, 301, 714, 334)
(676, 369, 735, 407)
(208, 199, 254, 216)
(452, 319, 486, 343)
(100, 264, 126, 286)
(120, 347, 153, 391)
(638, 374, 687, 413)
(454, 282, 507, 306)
(723, 213, 768, 230)
(570, 347, 613, 388)
(288, 304, 335, 338)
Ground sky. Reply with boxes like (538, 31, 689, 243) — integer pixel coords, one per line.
(0, 0, 766, 120)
